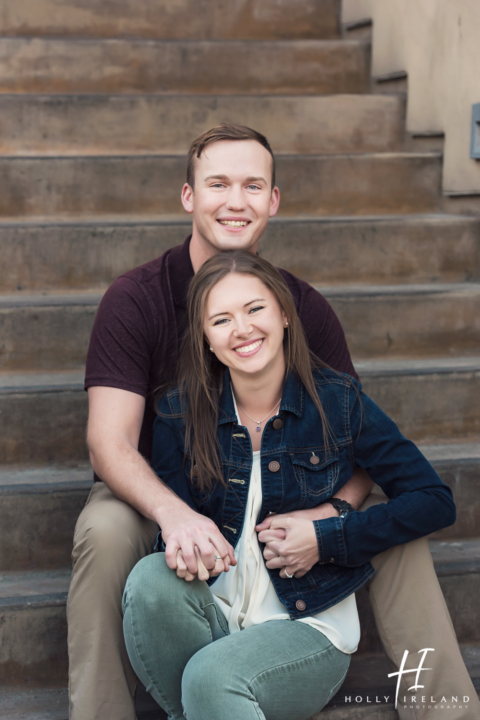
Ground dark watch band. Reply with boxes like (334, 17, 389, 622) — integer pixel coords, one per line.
(325, 498, 355, 518)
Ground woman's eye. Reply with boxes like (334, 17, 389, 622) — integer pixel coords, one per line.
(249, 306, 264, 314)
(213, 318, 229, 326)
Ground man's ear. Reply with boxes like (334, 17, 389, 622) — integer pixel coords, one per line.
(181, 183, 194, 214)
(269, 186, 280, 218)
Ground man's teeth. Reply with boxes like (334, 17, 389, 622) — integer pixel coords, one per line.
(219, 220, 248, 227)
(234, 340, 263, 354)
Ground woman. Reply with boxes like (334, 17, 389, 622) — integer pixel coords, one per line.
(122, 251, 455, 720)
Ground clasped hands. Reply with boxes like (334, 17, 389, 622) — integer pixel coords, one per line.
(161, 502, 339, 582)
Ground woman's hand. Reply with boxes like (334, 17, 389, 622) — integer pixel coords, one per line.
(255, 515, 320, 578)
(175, 548, 230, 582)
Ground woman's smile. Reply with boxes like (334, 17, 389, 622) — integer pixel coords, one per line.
(233, 338, 264, 356)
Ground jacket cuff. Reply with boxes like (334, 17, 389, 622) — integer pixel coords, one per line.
(313, 517, 347, 566)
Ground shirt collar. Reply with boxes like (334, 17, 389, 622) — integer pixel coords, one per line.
(217, 368, 304, 426)
(168, 235, 194, 310)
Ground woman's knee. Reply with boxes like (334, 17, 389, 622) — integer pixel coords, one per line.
(122, 553, 199, 618)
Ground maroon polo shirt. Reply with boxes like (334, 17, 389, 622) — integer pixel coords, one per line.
(85, 236, 357, 481)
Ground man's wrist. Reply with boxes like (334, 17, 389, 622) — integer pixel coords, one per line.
(325, 498, 355, 519)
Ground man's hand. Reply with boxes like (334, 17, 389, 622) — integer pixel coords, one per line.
(161, 505, 236, 576)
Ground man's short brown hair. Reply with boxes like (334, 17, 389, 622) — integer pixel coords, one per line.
(186, 123, 276, 189)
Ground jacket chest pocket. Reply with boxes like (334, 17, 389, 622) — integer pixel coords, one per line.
(290, 452, 338, 499)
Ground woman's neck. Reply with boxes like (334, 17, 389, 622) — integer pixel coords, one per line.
(229, 354, 285, 418)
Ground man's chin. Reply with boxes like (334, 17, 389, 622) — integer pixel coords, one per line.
(210, 230, 258, 253)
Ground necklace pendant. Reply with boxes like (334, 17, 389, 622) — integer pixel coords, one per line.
(256, 425, 261, 432)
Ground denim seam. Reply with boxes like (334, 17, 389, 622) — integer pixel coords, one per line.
(246, 641, 340, 692)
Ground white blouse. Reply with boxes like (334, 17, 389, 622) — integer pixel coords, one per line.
(211, 450, 360, 654)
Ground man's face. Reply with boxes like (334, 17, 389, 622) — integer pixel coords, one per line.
(181, 140, 280, 259)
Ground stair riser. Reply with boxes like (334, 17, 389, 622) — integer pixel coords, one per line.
(0, 458, 476, 573)
(0, 305, 98, 370)
(0, 154, 441, 218)
(362, 370, 480, 443)
(2, 570, 477, 684)
(431, 461, 480, 540)
(0, 487, 90, 571)
(0, 94, 404, 156)
(1, 371, 478, 464)
(0, 0, 341, 40)
(0, 391, 88, 465)
(0, 38, 369, 95)
(4, 290, 480, 370)
(0, 601, 67, 685)
(329, 291, 480, 360)
(1, 218, 479, 293)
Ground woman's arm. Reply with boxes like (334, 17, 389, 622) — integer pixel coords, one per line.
(312, 384, 456, 568)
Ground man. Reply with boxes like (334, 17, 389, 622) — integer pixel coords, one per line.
(68, 124, 478, 720)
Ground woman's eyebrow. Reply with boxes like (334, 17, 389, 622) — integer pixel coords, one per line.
(208, 299, 266, 321)
(244, 298, 266, 307)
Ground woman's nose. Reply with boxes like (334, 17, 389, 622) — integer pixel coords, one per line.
(233, 317, 252, 336)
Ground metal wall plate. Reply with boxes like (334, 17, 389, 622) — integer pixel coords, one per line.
(471, 103, 480, 159)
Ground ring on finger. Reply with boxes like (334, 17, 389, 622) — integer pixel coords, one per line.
(284, 569, 295, 579)
(214, 555, 223, 561)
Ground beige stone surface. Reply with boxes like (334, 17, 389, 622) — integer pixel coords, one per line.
(0, 0, 340, 40)
(343, 0, 480, 195)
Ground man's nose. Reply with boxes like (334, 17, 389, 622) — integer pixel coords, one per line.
(226, 185, 246, 210)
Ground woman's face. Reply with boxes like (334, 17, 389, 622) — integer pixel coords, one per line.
(204, 272, 287, 380)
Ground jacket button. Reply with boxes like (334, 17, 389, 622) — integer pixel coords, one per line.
(268, 460, 280, 473)
(272, 418, 283, 430)
(309, 455, 320, 465)
(295, 600, 306, 611)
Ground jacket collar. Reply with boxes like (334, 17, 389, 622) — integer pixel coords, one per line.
(217, 368, 304, 426)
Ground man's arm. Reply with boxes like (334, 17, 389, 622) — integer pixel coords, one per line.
(87, 386, 235, 575)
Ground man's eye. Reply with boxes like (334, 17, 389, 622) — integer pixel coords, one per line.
(247, 185, 261, 190)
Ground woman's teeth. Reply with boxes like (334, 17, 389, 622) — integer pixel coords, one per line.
(219, 220, 248, 227)
(234, 340, 263, 354)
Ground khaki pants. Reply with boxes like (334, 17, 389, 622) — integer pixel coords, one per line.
(67, 483, 479, 720)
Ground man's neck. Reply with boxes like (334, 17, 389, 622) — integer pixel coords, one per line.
(189, 230, 215, 274)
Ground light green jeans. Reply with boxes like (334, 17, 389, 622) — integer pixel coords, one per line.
(122, 553, 351, 720)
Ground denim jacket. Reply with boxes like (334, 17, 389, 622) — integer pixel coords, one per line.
(152, 368, 456, 620)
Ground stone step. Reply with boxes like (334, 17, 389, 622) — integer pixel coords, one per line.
(0, 293, 99, 371)
(0, 153, 441, 219)
(358, 357, 480, 444)
(0, 93, 404, 156)
(0, 570, 70, 685)
(0, 372, 88, 465)
(321, 282, 480, 360)
(0, 465, 92, 571)
(3, 282, 480, 371)
(0, 0, 341, 41)
(1, 215, 478, 293)
(0, 444, 477, 573)
(0, 38, 369, 95)
(424, 442, 480, 541)
(1, 358, 479, 464)
(1, 541, 478, 686)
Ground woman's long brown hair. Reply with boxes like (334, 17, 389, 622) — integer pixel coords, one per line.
(166, 251, 334, 491)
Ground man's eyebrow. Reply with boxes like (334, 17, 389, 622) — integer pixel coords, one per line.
(204, 174, 230, 182)
(203, 175, 267, 184)
(208, 298, 266, 321)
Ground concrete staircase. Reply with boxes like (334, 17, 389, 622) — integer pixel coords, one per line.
(0, 1, 479, 717)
